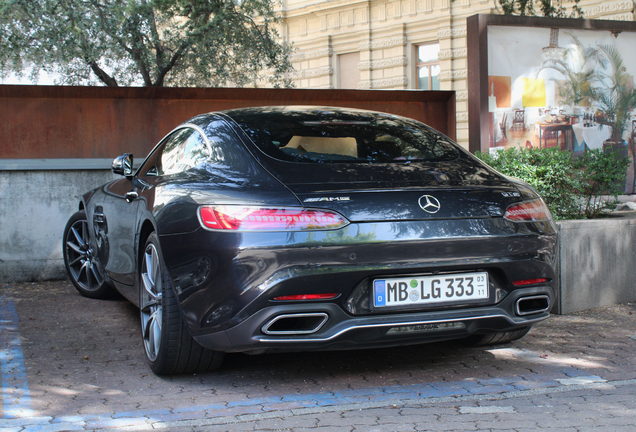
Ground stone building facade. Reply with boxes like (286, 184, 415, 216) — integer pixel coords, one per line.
(280, 0, 635, 148)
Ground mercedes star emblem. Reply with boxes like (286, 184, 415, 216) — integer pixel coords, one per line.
(418, 195, 441, 214)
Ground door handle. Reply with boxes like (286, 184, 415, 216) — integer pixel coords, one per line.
(125, 191, 138, 203)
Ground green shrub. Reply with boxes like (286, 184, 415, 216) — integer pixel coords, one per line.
(572, 149, 630, 219)
(475, 147, 629, 220)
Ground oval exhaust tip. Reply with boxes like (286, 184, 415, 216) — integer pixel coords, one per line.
(516, 295, 550, 316)
(262, 313, 329, 335)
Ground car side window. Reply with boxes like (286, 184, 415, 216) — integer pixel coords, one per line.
(181, 130, 210, 170)
(139, 127, 209, 177)
(201, 119, 251, 167)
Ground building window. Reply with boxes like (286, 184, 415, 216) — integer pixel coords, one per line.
(416, 44, 440, 90)
(338, 52, 360, 89)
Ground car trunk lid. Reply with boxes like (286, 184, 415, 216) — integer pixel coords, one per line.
(259, 157, 523, 222)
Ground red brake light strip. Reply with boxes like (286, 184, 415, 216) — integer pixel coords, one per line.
(273, 293, 339, 301)
(199, 206, 349, 231)
(513, 278, 549, 286)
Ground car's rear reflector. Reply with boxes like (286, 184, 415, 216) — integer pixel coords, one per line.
(513, 278, 549, 286)
(504, 199, 552, 222)
(198, 206, 349, 231)
(272, 293, 340, 301)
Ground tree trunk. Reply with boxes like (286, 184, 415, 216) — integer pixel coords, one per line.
(630, 137, 636, 194)
(88, 61, 118, 87)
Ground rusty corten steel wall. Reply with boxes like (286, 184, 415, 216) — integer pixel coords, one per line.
(0, 85, 456, 160)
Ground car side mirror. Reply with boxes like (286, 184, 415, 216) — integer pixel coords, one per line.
(112, 153, 134, 177)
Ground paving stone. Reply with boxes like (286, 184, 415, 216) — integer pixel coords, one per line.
(295, 427, 356, 432)
(476, 419, 551, 430)
(188, 424, 255, 432)
(362, 424, 417, 432)
(578, 427, 636, 432)
(412, 420, 479, 431)
(0, 416, 53, 427)
(28, 422, 89, 432)
(251, 414, 318, 429)
(515, 429, 580, 432)
(458, 406, 516, 414)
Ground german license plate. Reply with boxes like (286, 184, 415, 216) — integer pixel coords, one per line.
(373, 272, 489, 308)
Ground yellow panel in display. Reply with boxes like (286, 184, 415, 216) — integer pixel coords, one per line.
(521, 78, 546, 108)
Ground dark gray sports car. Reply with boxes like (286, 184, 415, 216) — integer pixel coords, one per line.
(63, 106, 557, 375)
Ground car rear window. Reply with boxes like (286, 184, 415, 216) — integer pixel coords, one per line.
(230, 110, 459, 164)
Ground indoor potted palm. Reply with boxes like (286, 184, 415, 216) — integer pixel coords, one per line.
(540, 34, 599, 112)
(590, 44, 636, 156)
(541, 35, 600, 115)
(589, 44, 636, 192)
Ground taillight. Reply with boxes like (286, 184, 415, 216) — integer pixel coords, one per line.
(504, 199, 552, 222)
(198, 206, 349, 231)
(513, 278, 549, 286)
(273, 293, 339, 301)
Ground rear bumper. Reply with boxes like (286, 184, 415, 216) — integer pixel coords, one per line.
(192, 285, 554, 353)
(161, 218, 557, 338)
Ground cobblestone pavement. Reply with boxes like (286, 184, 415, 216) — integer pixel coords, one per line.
(0, 280, 635, 431)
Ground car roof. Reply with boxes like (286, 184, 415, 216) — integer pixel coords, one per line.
(218, 105, 405, 121)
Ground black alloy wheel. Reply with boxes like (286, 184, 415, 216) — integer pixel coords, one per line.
(63, 210, 112, 299)
(140, 232, 224, 375)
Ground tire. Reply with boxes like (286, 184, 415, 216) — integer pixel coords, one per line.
(139, 232, 224, 375)
(63, 210, 113, 299)
(461, 326, 532, 347)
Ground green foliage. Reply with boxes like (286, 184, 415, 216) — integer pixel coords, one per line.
(572, 149, 630, 218)
(496, 0, 583, 18)
(476, 147, 629, 219)
(476, 147, 578, 219)
(589, 44, 636, 144)
(0, 0, 293, 88)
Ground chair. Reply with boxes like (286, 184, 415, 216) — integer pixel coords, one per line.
(499, 112, 508, 140)
(512, 109, 525, 131)
(545, 127, 559, 147)
(631, 119, 636, 139)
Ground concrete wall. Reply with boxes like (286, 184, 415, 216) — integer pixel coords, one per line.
(0, 169, 116, 282)
(557, 218, 636, 314)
